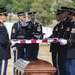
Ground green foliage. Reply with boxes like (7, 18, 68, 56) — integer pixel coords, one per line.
(30, 0, 54, 26)
(12, 0, 34, 13)
(0, 0, 75, 26)
(0, 0, 7, 7)
(71, 0, 75, 7)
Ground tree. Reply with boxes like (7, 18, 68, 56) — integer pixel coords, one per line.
(12, 0, 34, 13)
(0, 0, 74, 26)
(51, 0, 73, 11)
(0, 0, 13, 22)
(71, 0, 75, 7)
(30, 0, 74, 26)
(30, 0, 54, 26)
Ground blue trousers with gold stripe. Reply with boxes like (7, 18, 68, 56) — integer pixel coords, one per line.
(0, 60, 8, 75)
(52, 52, 58, 75)
(58, 50, 67, 75)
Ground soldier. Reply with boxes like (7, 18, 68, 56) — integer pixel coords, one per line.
(49, 9, 64, 75)
(25, 11, 43, 60)
(59, 9, 75, 75)
(0, 7, 11, 75)
(58, 7, 74, 75)
(49, 7, 73, 75)
(11, 11, 26, 74)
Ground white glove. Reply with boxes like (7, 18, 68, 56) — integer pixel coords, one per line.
(12, 47, 17, 51)
(59, 39, 67, 45)
(34, 35, 41, 39)
(11, 41, 16, 46)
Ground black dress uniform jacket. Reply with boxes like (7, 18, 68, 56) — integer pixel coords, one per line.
(50, 18, 72, 52)
(59, 19, 73, 54)
(0, 22, 11, 59)
(11, 21, 26, 39)
(50, 23, 60, 52)
(49, 19, 67, 52)
(11, 21, 27, 49)
(67, 22, 75, 58)
(57, 18, 73, 75)
(26, 21, 43, 50)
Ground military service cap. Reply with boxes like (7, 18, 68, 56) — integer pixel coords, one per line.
(0, 7, 8, 16)
(28, 12, 37, 18)
(17, 11, 26, 18)
(56, 9, 63, 15)
(61, 6, 69, 12)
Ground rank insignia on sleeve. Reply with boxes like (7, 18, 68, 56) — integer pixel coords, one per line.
(12, 28, 15, 33)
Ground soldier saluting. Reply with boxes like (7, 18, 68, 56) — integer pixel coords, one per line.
(11, 11, 27, 75)
(0, 7, 11, 75)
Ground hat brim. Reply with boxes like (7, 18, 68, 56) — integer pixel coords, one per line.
(0, 13, 8, 16)
(18, 14, 26, 17)
(28, 12, 36, 15)
(3, 13, 8, 16)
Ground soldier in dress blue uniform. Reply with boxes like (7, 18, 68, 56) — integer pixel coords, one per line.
(0, 7, 11, 75)
(55, 7, 72, 75)
(11, 11, 27, 74)
(25, 11, 43, 60)
(59, 9, 75, 75)
(58, 7, 74, 75)
(49, 7, 73, 75)
(49, 9, 64, 75)
(57, 7, 71, 75)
